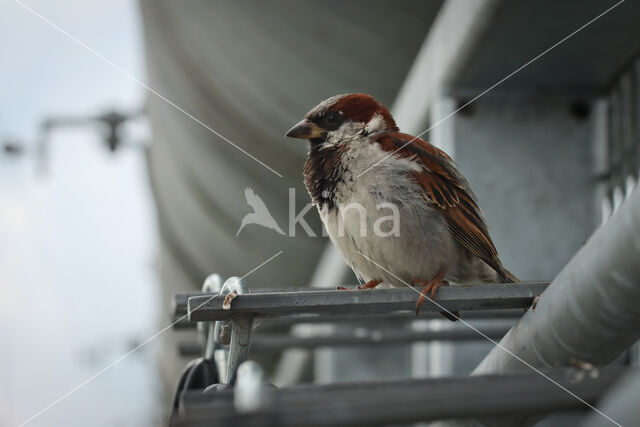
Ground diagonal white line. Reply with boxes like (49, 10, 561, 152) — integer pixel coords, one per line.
(12, 0, 283, 178)
(355, 250, 622, 427)
(238, 251, 284, 279)
(17, 251, 284, 427)
(357, 0, 626, 178)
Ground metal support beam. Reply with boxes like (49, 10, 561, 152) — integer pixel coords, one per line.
(171, 367, 629, 427)
(187, 283, 548, 322)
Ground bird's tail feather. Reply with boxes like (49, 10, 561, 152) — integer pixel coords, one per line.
(500, 267, 520, 283)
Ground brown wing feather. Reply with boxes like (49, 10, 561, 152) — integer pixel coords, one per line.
(373, 132, 516, 283)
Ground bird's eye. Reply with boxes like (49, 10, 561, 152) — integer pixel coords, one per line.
(320, 112, 343, 130)
(326, 113, 339, 123)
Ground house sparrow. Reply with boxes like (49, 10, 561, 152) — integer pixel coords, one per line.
(286, 94, 518, 319)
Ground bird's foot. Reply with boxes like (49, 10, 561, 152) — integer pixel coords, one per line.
(413, 271, 448, 316)
(358, 279, 383, 289)
(337, 279, 382, 291)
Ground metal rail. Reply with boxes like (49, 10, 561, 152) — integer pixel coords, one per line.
(171, 367, 629, 427)
(174, 294, 527, 328)
(178, 323, 512, 356)
(187, 283, 548, 322)
(174, 289, 304, 318)
(174, 310, 521, 329)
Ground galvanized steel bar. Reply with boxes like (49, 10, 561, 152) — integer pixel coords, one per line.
(175, 294, 528, 323)
(187, 283, 548, 322)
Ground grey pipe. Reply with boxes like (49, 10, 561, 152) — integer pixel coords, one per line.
(442, 187, 640, 427)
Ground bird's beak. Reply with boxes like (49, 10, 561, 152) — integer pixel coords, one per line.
(285, 119, 323, 139)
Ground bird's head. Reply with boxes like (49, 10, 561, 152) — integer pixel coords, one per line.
(285, 94, 398, 147)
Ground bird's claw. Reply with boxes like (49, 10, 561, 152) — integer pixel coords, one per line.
(337, 279, 382, 291)
(413, 273, 447, 317)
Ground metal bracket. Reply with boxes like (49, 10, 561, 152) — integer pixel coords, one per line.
(211, 277, 251, 384)
(226, 314, 254, 385)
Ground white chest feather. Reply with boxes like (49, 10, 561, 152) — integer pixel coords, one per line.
(317, 138, 460, 286)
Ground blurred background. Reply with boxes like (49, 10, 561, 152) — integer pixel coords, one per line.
(1, 0, 639, 426)
(0, 1, 159, 426)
